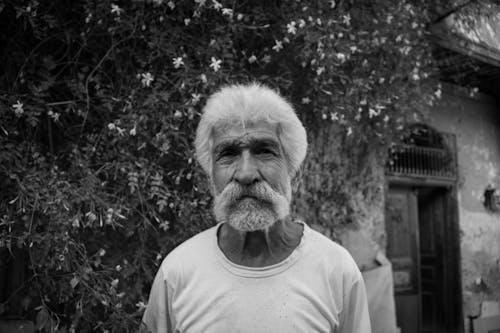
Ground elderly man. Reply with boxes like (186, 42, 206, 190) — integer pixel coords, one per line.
(141, 83, 371, 333)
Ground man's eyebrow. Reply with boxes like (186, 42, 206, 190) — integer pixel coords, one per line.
(213, 140, 239, 155)
(250, 138, 280, 150)
(213, 137, 280, 154)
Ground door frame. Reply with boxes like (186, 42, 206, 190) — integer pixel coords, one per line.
(386, 175, 464, 333)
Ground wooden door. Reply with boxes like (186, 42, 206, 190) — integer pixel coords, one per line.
(418, 188, 446, 333)
(385, 186, 421, 333)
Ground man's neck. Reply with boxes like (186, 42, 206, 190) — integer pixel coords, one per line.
(217, 217, 304, 267)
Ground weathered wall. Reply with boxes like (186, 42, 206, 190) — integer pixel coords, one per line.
(295, 124, 386, 271)
(429, 84, 500, 325)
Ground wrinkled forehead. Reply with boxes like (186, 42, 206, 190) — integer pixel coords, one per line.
(210, 117, 282, 149)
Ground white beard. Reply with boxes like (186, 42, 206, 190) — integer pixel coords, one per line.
(213, 182, 290, 232)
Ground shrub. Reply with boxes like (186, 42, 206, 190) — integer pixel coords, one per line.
(0, 0, 438, 331)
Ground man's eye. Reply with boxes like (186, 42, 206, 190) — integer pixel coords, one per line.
(218, 149, 237, 159)
(255, 148, 276, 156)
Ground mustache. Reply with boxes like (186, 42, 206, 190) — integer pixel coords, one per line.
(219, 182, 279, 206)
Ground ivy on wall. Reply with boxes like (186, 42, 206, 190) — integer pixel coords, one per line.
(0, 0, 441, 331)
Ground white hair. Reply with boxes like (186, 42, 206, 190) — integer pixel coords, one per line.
(194, 83, 308, 177)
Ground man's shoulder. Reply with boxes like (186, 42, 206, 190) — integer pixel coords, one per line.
(306, 225, 351, 257)
(304, 224, 361, 277)
(160, 224, 218, 271)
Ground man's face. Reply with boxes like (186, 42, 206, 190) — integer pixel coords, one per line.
(211, 119, 292, 231)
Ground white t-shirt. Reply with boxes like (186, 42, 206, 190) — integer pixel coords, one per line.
(141, 222, 371, 333)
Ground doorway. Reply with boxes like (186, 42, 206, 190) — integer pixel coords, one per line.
(385, 184, 463, 333)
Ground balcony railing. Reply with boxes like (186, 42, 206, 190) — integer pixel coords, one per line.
(386, 133, 457, 180)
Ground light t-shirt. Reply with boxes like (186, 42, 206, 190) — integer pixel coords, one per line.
(141, 222, 371, 333)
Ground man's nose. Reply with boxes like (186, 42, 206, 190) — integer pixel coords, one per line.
(233, 151, 260, 185)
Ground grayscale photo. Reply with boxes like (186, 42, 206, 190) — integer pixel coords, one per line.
(1, 0, 500, 332)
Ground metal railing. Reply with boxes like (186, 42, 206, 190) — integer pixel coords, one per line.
(386, 132, 457, 180)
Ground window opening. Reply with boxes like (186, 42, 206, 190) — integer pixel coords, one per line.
(386, 124, 457, 180)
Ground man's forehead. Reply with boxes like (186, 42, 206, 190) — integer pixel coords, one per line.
(211, 119, 280, 144)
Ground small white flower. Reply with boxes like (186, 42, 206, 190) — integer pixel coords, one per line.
(222, 8, 233, 17)
(330, 0, 336, 8)
(470, 87, 479, 97)
(435, 89, 442, 99)
(110, 4, 123, 16)
(85, 13, 92, 24)
(191, 93, 201, 104)
(262, 54, 271, 63)
(286, 21, 297, 35)
(156, 253, 163, 261)
(200, 73, 207, 83)
(368, 108, 379, 118)
(172, 57, 184, 68)
(301, 97, 311, 104)
(174, 110, 183, 118)
(237, 13, 244, 21)
(129, 126, 136, 136)
(360, 99, 367, 105)
(349, 46, 357, 53)
(331, 112, 339, 121)
(384, 115, 390, 122)
(115, 265, 122, 271)
(343, 14, 351, 25)
(159, 221, 169, 231)
(136, 301, 147, 310)
(111, 279, 119, 288)
(209, 57, 222, 72)
(347, 127, 352, 136)
(316, 67, 325, 75)
(386, 14, 393, 24)
(140, 72, 154, 87)
(12, 100, 24, 117)
(336, 53, 346, 62)
(98, 248, 106, 257)
(298, 19, 306, 28)
(412, 72, 420, 81)
(248, 55, 257, 63)
(212, 0, 222, 10)
(48, 110, 60, 121)
(272, 40, 283, 52)
(184, 18, 190, 25)
(167, 1, 175, 9)
(107, 123, 116, 130)
(322, 114, 327, 120)
(116, 126, 125, 136)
